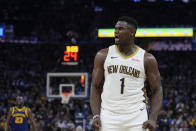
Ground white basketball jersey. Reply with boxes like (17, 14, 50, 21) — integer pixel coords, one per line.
(101, 45, 147, 114)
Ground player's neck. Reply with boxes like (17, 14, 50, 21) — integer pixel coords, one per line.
(17, 105, 23, 108)
(117, 43, 135, 55)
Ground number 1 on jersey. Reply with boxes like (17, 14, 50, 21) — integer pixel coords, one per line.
(120, 78, 125, 94)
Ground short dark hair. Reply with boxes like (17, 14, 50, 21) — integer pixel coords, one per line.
(16, 96, 23, 99)
(118, 16, 138, 30)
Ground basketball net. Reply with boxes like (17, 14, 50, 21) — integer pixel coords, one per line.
(60, 91, 72, 104)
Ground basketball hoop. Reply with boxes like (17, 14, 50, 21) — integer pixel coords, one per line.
(60, 91, 73, 104)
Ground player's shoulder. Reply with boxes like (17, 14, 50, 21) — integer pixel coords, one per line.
(144, 51, 156, 61)
(144, 51, 158, 68)
(96, 44, 117, 57)
(94, 47, 109, 65)
(9, 107, 14, 112)
(95, 47, 109, 60)
(22, 106, 30, 112)
(97, 48, 109, 56)
(9, 107, 15, 115)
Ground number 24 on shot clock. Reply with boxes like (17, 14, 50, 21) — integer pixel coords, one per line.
(64, 46, 79, 62)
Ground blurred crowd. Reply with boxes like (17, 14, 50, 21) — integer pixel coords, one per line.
(0, 0, 195, 131)
(0, 42, 195, 131)
(0, 0, 195, 42)
(0, 43, 101, 131)
(152, 51, 196, 131)
(145, 38, 193, 51)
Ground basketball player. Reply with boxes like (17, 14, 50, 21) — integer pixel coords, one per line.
(5, 96, 37, 131)
(90, 16, 163, 131)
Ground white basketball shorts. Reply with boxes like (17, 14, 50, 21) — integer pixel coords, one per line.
(100, 107, 148, 131)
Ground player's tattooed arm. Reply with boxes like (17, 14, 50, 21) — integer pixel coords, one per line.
(5, 108, 12, 131)
(28, 108, 37, 131)
(143, 52, 163, 131)
(90, 48, 108, 130)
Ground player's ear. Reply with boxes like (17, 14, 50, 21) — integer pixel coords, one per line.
(130, 30, 135, 36)
(132, 30, 136, 36)
(132, 29, 136, 36)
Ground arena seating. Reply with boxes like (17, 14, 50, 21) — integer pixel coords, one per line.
(0, 42, 195, 130)
(0, 0, 195, 130)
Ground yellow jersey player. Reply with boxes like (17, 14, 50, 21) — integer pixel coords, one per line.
(5, 96, 37, 131)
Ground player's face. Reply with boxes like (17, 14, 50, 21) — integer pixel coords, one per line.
(16, 96, 24, 106)
(114, 21, 134, 44)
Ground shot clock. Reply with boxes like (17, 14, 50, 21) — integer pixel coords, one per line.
(62, 45, 79, 65)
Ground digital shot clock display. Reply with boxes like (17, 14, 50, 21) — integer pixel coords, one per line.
(62, 45, 79, 65)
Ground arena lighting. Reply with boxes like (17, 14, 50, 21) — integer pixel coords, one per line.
(182, 0, 189, 3)
(98, 28, 193, 37)
(147, 0, 156, 2)
(132, 0, 141, 2)
(0, 28, 3, 37)
(164, 0, 174, 2)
